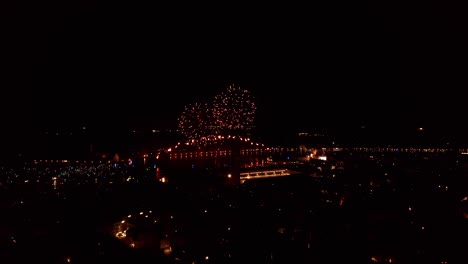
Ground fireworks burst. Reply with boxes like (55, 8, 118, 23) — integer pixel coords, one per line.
(177, 84, 256, 144)
(212, 84, 256, 135)
(177, 101, 213, 140)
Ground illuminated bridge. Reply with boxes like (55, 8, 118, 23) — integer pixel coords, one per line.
(161, 135, 299, 185)
(239, 168, 302, 183)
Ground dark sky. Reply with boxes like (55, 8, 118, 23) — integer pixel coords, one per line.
(2, 1, 468, 142)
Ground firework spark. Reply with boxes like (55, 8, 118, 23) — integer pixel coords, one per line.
(177, 101, 212, 140)
(212, 84, 256, 135)
(177, 84, 256, 145)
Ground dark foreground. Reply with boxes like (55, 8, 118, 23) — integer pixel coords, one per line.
(0, 152, 467, 263)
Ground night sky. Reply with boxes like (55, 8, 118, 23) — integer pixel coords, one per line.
(2, 1, 468, 146)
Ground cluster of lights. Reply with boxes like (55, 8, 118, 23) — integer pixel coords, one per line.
(212, 84, 256, 133)
(177, 84, 256, 142)
(177, 101, 212, 140)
